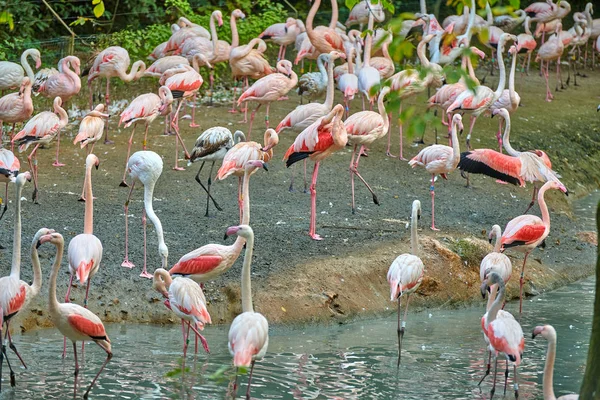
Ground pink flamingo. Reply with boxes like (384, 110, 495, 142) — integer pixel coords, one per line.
(121, 151, 169, 279)
(118, 86, 174, 186)
(74, 104, 109, 156)
(532, 325, 580, 400)
(408, 114, 462, 231)
(536, 23, 565, 102)
(0, 173, 34, 390)
(283, 104, 348, 240)
(305, 0, 344, 56)
(41, 230, 112, 399)
(337, 47, 359, 116)
(517, 17, 538, 75)
(481, 272, 524, 399)
(457, 108, 563, 213)
(0, 77, 34, 146)
(144, 56, 189, 78)
(260, 18, 303, 61)
(12, 96, 68, 204)
(0, 49, 40, 92)
(237, 60, 297, 139)
(491, 45, 520, 152)
(164, 17, 210, 55)
(345, 0, 385, 30)
(500, 180, 568, 315)
(225, 224, 269, 400)
(153, 268, 211, 361)
(169, 160, 267, 284)
(370, 33, 395, 80)
(357, 9, 381, 109)
(446, 33, 516, 150)
(63, 155, 102, 357)
(345, 86, 390, 213)
(0, 148, 20, 223)
(33, 55, 81, 167)
(87, 46, 146, 144)
(160, 64, 203, 170)
(387, 200, 424, 366)
(217, 131, 277, 221)
(477, 224, 513, 387)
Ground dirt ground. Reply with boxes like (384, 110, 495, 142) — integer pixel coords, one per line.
(1, 60, 599, 332)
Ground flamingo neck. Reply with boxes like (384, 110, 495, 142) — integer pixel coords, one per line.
(10, 180, 25, 279)
(63, 58, 81, 93)
(54, 100, 69, 129)
(306, 0, 321, 44)
(22, 81, 33, 106)
(420, 0, 427, 14)
(21, 50, 36, 82)
(501, 113, 519, 157)
(486, 284, 498, 311)
(538, 184, 552, 230)
(463, 0, 476, 43)
(324, 57, 337, 110)
(524, 17, 533, 35)
(121, 60, 145, 82)
(329, 0, 339, 29)
(450, 120, 461, 165)
(382, 41, 392, 62)
(29, 234, 43, 297)
(542, 332, 558, 400)
(508, 51, 517, 107)
(230, 14, 239, 48)
(317, 56, 328, 78)
(363, 11, 375, 65)
(487, 279, 505, 324)
(242, 171, 252, 225)
(416, 38, 430, 67)
(210, 14, 218, 51)
(83, 164, 94, 234)
(288, 70, 298, 90)
(486, 2, 493, 26)
(410, 208, 419, 256)
(377, 91, 389, 135)
(240, 232, 255, 313)
(493, 226, 502, 252)
(48, 239, 65, 315)
(494, 40, 508, 100)
(144, 181, 167, 267)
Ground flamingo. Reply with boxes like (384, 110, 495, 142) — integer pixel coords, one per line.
(446, 33, 516, 150)
(481, 272, 524, 399)
(491, 45, 520, 152)
(387, 199, 424, 366)
(457, 108, 563, 213)
(237, 60, 297, 139)
(345, 86, 390, 213)
(494, 9, 527, 32)
(345, 0, 385, 30)
(500, 180, 568, 316)
(283, 104, 347, 240)
(169, 160, 268, 284)
(305, 0, 344, 56)
(225, 224, 269, 400)
(121, 151, 169, 279)
(0, 172, 33, 390)
(0, 49, 41, 92)
(297, 53, 329, 102)
(147, 24, 180, 60)
(164, 17, 210, 55)
(87, 46, 146, 144)
(357, 9, 381, 109)
(259, 18, 303, 61)
(370, 33, 395, 80)
(41, 230, 112, 399)
(63, 154, 102, 357)
(152, 269, 211, 361)
(188, 128, 245, 217)
(118, 86, 174, 186)
(337, 47, 359, 116)
(0, 147, 20, 223)
(408, 114, 463, 231)
(477, 224, 513, 387)
(217, 130, 278, 221)
(73, 104, 109, 159)
(12, 96, 68, 204)
(536, 23, 565, 102)
(516, 17, 538, 75)
(0, 77, 34, 146)
(160, 64, 203, 170)
(532, 325, 580, 400)
(144, 56, 189, 78)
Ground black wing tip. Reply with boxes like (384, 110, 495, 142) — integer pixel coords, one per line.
(285, 152, 312, 167)
(458, 153, 521, 186)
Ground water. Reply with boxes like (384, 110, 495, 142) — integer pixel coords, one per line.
(0, 277, 594, 399)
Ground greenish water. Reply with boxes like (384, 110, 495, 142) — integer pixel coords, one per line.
(0, 277, 593, 399)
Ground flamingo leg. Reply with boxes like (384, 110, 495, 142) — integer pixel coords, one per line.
(142, 122, 149, 151)
(209, 70, 215, 106)
(519, 252, 529, 318)
(526, 51, 532, 75)
(63, 273, 75, 358)
(182, 321, 189, 361)
(245, 360, 256, 400)
(52, 130, 65, 167)
(171, 101, 190, 170)
(5, 325, 26, 369)
(350, 145, 379, 214)
(289, 164, 297, 192)
(466, 115, 476, 151)
(73, 342, 79, 397)
(103, 78, 113, 144)
(544, 62, 553, 102)
(186, 321, 210, 353)
(0, 319, 16, 389)
(238, 176, 243, 224)
(349, 144, 357, 214)
(490, 356, 499, 399)
(140, 208, 152, 279)
(497, 119, 503, 153)
(513, 364, 519, 399)
(398, 104, 408, 160)
(265, 103, 270, 129)
(0, 182, 7, 222)
(229, 80, 239, 113)
(430, 175, 440, 231)
(385, 112, 395, 158)
(27, 144, 41, 204)
(190, 93, 200, 128)
(503, 359, 509, 396)
(121, 181, 136, 269)
(83, 342, 112, 399)
(399, 294, 411, 366)
(524, 183, 538, 214)
(88, 80, 94, 111)
(308, 162, 322, 240)
(195, 161, 222, 216)
(120, 125, 137, 186)
(396, 296, 402, 367)
(303, 159, 308, 193)
(246, 103, 261, 140)
(478, 350, 492, 386)
(9, 124, 15, 153)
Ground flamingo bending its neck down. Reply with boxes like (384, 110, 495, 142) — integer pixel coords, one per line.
(74, 104, 109, 157)
(0, 77, 34, 146)
(0, 49, 40, 92)
(387, 200, 424, 366)
(225, 224, 269, 400)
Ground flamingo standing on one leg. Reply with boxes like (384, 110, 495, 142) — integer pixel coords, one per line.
(41, 231, 112, 399)
(532, 325, 580, 400)
(87, 46, 146, 144)
(408, 114, 462, 231)
(225, 224, 269, 400)
(33, 55, 81, 167)
(283, 104, 348, 240)
(0, 173, 34, 391)
(259, 18, 303, 61)
(237, 60, 297, 139)
(118, 86, 174, 186)
(0, 148, 20, 223)
(500, 181, 568, 316)
(189, 127, 244, 217)
(0, 78, 34, 147)
(12, 96, 68, 204)
(387, 200, 424, 366)
(481, 272, 524, 399)
(516, 17, 538, 75)
(63, 155, 103, 358)
(121, 151, 169, 279)
(345, 86, 390, 213)
(153, 268, 211, 363)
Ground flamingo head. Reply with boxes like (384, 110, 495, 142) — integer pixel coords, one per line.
(36, 231, 64, 249)
(152, 268, 171, 298)
(532, 325, 556, 340)
(159, 243, 169, 269)
(85, 154, 100, 170)
(232, 9, 245, 20)
(480, 271, 503, 299)
(224, 224, 253, 240)
(244, 160, 268, 174)
(213, 10, 223, 26)
(33, 228, 55, 249)
(546, 180, 569, 196)
(13, 171, 32, 186)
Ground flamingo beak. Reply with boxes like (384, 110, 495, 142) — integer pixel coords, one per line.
(532, 326, 544, 339)
(480, 282, 489, 299)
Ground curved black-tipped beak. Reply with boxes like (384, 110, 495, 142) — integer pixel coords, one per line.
(95, 164, 99, 170)
(223, 231, 229, 240)
(480, 281, 488, 299)
(488, 238, 493, 244)
(36, 240, 42, 249)
(262, 162, 269, 171)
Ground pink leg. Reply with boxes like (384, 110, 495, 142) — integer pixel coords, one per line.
(27, 144, 41, 204)
(72, 342, 79, 397)
(163, 115, 170, 136)
(88, 80, 94, 111)
(62, 274, 75, 358)
(497, 119, 503, 153)
(245, 103, 261, 140)
(544, 62, 553, 102)
(519, 252, 530, 318)
(386, 112, 395, 157)
(265, 102, 270, 129)
(430, 174, 440, 231)
(229, 81, 239, 113)
(171, 101, 190, 170)
(82, 342, 112, 399)
(190, 93, 200, 128)
(103, 78, 114, 144)
(246, 360, 257, 399)
(238, 176, 243, 223)
(349, 144, 357, 213)
(350, 145, 380, 213)
(0, 308, 17, 389)
(10, 124, 15, 152)
(308, 162, 322, 240)
(524, 183, 538, 214)
(121, 181, 136, 268)
(186, 321, 210, 353)
(208, 71, 215, 105)
(182, 321, 189, 360)
(140, 208, 152, 278)
(52, 130, 65, 167)
(142, 122, 149, 151)
(303, 159, 308, 193)
(121, 125, 137, 186)
(398, 108, 407, 161)
(5, 325, 26, 368)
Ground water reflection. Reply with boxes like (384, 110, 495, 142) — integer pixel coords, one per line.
(0, 277, 593, 399)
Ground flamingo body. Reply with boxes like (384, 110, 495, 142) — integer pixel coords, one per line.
(228, 312, 269, 367)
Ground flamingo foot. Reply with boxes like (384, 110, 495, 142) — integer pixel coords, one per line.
(78, 197, 85, 202)
(495, 179, 508, 185)
(119, 181, 129, 187)
(52, 161, 65, 167)
(398, 156, 408, 161)
(172, 166, 185, 171)
(139, 271, 152, 279)
(104, 139, 114, 145)
(228, 109, 238, 114)
(386, 152, 397, 158)
(189, 123, 200, 128)
(199, 335, 210, 353)
(310, 233, 323, 241)
(431, 225, 440, 231)
(121, 260, 135, 269)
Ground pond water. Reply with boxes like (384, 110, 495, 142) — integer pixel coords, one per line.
(0, 276, 594, 399)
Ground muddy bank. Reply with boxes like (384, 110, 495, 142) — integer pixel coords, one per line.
(2, 65, 599, 332)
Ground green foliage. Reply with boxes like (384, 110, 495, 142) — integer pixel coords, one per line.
(92, 0, 106, 18)
(100, 23, 172, 61)
(345, 0, 394, 13)
(0, 11, 14, 31)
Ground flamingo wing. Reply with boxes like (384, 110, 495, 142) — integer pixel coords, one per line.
(170, 244, 225, 276)
(68, 313, 108, 340)
(169, 278, 212, 326)
(228, 312, 269, 367)
(458, 150, 523, 186)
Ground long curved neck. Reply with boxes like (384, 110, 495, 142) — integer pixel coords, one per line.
(317, 56, 327, 77)
(324, 58, 336, 110)
(538, 185, 552, 229)
(487, 280, 505, 323)
(508, 51, 517, 105)
(420, 0, 427, 14)
(486, 284, 497, 311)
(524, 17, 533, 35)
(21, 51, 36, 82)
(543, 333, 558, 400)
(363, 12, 375, 65)
(501, 114, 519, 157)
(382, 41, 392, 61)
(10, 182, 24, 278)
(230, 15, 239, 48)
(83, 165, 94, 234)
(306, 0, 321, 36)
(493, 227, 502, 252)
(495, 42, 507, 99)
(329, 0, 338, 29)
(121, 61, 145, 82)
(22, 83, 32, 106)
(240, 232, 255, 313)
(63, 59, 80, 89)
(242, 172, 252, 225)
(29, 236, 43, 297)
(54, 101, 69, 129)
(144, 182, 166, 259)
(210, 14, 218, 50)
(48, 240, 65, 314)
(377, 92, 389, 134)
(410, 209, 418, 256)
(416, 39, 430, 67)
(450, 120, 460, 165)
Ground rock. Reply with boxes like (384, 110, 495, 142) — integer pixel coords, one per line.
(112, 298, 120, 305)
(418, 277, 440, 296)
